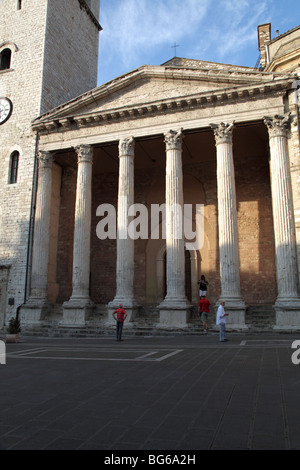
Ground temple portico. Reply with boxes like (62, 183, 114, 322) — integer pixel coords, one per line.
(19, 59, 300, 331)
(1, 7, 299, 336)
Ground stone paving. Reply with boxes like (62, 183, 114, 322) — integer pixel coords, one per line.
(0, 331, 300, 451)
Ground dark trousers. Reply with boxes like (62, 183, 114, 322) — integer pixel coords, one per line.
(116, 320, 124, 341)
(219, 323, 226, 341)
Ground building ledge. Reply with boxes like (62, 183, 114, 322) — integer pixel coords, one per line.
(77, 0, 102, 31)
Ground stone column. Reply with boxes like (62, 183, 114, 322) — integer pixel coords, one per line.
(211, 122, 246, 328)
(22, 151, 53, 323)
(107, 137, 138, 323)
(63, 144, 95, 325)
(264, 114, 300, 329)
(159, 129, 191, 327)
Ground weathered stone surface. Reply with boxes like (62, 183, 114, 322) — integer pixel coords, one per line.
(1, 4, 299, 331)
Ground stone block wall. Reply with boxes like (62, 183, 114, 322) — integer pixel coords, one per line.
(41, 0, 100, 113)
(0, 1, 48, 319)
(0, 0, 100, 323)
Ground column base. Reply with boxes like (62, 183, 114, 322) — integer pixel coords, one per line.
(273, 297, 300, 330)
(20, 298, 50, 324)
(62, 298, 95, 326)
(158, 298, 192, 328)
(218, 298, 247, 330)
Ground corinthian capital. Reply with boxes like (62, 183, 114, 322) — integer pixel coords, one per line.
(210, 122, 234, 145)
(119, 137, 135, 157)
(264, 113, 291, 138)
(164, 129, 183, 150)
(75, 144, 93, 164)
(38, 151, 53, 169)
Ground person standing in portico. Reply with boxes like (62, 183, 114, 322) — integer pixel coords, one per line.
(113, 304, 127, 341)
(216, 301, 229, 342)
(198, 275, 208, 297)
(198, 295, 211, 335)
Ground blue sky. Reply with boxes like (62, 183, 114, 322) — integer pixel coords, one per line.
(97, 0, 299, 86)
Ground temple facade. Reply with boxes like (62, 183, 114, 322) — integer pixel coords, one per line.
(1, 2, 299, 332)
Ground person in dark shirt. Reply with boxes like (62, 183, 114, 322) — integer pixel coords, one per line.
(113, 304, 127, 341)
(198, 275, 208, 297)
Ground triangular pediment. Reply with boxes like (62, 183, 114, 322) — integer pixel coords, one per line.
(33, 58, 295, 129)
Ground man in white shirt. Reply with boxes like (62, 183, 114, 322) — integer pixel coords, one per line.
(216, 301, 229, 342)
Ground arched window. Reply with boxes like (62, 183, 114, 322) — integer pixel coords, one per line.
(9, 151, 19, 184)
(0, 48, 12, 70)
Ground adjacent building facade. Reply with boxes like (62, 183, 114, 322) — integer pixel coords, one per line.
(0, 0, 101, 329)
(0, 1, 299, 332)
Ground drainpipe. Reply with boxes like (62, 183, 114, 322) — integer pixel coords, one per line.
(24, 133, 40, 304)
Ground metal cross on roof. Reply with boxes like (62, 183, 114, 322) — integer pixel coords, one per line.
(171, 43, 180, 57)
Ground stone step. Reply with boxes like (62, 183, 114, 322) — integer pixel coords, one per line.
(245, 305, 275, 327)
(6, 304, 279, 338)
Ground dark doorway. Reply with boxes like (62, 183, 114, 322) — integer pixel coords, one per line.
(163, 249, 192, 300)
(185, 248, 192, 301)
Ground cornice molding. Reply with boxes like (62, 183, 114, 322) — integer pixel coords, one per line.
(265, 48, 300, 73)
(32, 78, 294, 134)
(33, 65, 296, 125)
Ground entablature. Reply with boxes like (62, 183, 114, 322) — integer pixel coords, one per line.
(32, 78, 294, 135)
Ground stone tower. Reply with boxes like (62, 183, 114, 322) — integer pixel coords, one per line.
(0, 0, 101, 328)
